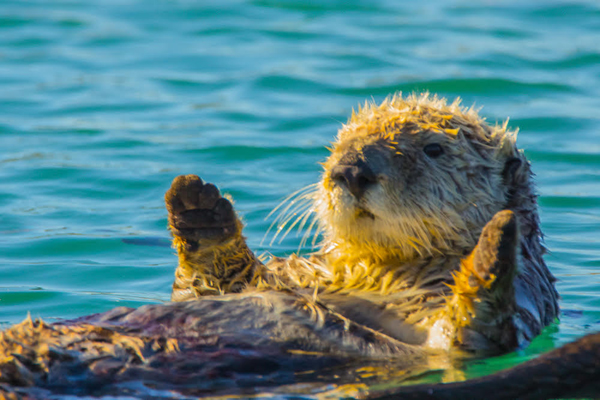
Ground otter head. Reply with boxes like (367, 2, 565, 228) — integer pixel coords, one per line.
(316, 93, 529, 262)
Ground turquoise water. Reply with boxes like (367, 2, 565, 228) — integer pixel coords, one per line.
(1, 0, 599, 392)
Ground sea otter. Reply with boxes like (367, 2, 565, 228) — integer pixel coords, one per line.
(167, 92, 558, 352)
(2, 93, 590, 400)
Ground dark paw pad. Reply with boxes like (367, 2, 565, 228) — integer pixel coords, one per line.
(166, 175, 238, 243)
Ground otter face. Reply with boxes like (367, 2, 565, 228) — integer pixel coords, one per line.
(316, 94, 518, 260)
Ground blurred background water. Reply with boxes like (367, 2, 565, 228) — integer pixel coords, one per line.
(0, 0, 599, 395)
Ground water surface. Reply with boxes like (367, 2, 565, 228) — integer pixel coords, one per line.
(1, 0, 599, 396)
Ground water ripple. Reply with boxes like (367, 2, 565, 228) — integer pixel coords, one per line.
(0, 0, 599, 392)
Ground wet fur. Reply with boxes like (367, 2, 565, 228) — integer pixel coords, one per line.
(259, 93, 558, 351)
(0, 93, 561, 397)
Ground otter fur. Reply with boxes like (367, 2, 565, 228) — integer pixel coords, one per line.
(169, 92, 558, 352)
(0, 93, 570, 399)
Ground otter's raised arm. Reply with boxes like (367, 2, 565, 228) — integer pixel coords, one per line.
(165, 175, 260, 301)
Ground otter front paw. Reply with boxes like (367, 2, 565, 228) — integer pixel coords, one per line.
(166, 175, 259, 300)
(165, 175, 240, 248)
(472, 209, 519, 289)
(450, 210, 521, 351)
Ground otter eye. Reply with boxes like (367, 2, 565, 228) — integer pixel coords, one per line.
(423, 143, 444, 158)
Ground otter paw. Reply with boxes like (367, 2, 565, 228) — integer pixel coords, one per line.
(165, 175, 239, 245)
(472, 210, 519, 288)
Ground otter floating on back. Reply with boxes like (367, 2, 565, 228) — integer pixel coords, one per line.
(0, 93, 575, 398)
(169, 92, 558, 352)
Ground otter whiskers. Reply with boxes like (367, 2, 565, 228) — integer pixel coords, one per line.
(263, 183, 322, 250)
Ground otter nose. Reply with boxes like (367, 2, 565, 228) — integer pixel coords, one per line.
(331, 160, 377, 199)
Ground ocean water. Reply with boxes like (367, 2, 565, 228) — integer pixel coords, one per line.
(1, 0, 599, 395)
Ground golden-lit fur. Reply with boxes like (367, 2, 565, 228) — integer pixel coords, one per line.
(169, 92, 558, 352)
(171, 230, 259, 300)
(318, 93, 516, 261)
(0, 93, 560, 397)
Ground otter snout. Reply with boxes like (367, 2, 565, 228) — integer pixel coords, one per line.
(331, 159, 377, 199)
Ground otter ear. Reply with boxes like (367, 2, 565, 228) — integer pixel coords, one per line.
(502, 157, 524, 209)
(502, 157, 522, 187)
